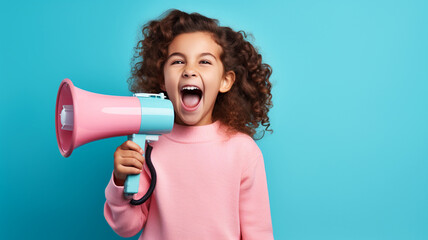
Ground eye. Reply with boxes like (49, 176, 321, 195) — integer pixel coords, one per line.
(171, 60, 185, 65)
(200, 60, 211, 65)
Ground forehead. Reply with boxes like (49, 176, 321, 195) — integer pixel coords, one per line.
(168, 32, 222, 57)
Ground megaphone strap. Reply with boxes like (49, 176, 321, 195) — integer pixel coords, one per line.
(130, 144, 156, 205)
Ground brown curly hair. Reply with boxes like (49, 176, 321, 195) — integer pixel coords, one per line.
(128, 9, 273, 139)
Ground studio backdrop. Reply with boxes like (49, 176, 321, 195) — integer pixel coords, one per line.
(1, 0, 427, 239)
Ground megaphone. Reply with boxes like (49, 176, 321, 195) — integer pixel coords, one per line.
(55, 78, 174, 205)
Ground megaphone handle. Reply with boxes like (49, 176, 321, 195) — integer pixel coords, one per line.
(124, 134, 147, 195)
(124, 134, 157, 205)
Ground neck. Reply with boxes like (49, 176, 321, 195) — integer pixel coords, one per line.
(164, 121, 228, 143)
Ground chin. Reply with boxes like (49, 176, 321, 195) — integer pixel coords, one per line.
(177, 112, 211, 126)
(179, 117, 201, 126)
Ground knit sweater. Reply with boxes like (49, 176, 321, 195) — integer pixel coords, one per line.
(104, 121, 273, 239)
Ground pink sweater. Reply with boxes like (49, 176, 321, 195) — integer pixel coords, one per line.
(104, 121, 273, 239)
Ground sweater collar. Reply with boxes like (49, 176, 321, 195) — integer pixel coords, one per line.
(164, 121, 227, 143)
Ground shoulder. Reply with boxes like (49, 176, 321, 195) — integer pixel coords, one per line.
(217, 122, 260, 152)
(227, 131, 259, 148)
(222, 131, 266, 179)
(222, 130, 263, 160)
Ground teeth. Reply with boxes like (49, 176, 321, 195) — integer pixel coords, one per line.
(182, 86, 200, 91)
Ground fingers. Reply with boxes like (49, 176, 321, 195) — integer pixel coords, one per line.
(115, 161, 143, 175)
(114, 150, 145, 170)
(121, 157, 144, 169)
(119, 140, 144, 154)
(113, 156, 145, 184)
(113, 140, 146, 183)
(120, 149, 145, 163)
(113, 163, 142, 186)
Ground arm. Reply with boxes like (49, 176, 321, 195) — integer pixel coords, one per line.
(104, 140, 150, 237)
(240, 152, 274, 240)
(104, 171, 151, 238)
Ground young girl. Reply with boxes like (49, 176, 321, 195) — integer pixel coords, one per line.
(104, 9, 274, 239)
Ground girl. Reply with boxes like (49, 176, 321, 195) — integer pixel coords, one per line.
(104, 9, 274, 239)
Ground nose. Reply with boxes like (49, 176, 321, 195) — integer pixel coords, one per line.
(182, 68, 197, 78)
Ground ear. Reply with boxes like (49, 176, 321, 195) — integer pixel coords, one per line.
(219, 71, 236, 93)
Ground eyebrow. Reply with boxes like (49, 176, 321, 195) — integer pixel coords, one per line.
(166, 52, 217, 60)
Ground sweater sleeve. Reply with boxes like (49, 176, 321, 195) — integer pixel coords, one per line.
(240, 150, 274, 239)
(104, 170, 151, 238)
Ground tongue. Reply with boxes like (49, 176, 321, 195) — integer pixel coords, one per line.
(182, 94, 200, 108)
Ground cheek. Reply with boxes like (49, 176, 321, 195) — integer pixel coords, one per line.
(163, 72, 180, 103)
(203, 82, 222, 103)
(163, 71, 174, 90)
(164, 82, 176, 99)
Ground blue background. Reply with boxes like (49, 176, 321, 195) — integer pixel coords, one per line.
(1, 0, 427, 239)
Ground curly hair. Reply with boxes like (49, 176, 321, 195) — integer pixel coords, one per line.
(129, 9, 273, 139)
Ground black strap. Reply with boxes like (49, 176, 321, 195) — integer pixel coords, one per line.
(130, 144, 156, 205)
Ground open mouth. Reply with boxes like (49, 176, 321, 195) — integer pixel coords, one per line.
(181, 85, 203, 110)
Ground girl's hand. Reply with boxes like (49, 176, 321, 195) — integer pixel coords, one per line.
(113, 140, 145, 186)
